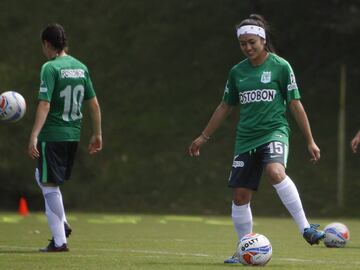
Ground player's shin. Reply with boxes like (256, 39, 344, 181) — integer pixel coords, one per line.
(44, 191, 67, 246)
(273, 176, 310, 233)
(231, 202, 253, 241)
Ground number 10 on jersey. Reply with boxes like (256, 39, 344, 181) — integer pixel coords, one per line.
(60, 85, 85, 121)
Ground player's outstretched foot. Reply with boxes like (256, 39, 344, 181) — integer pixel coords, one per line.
(39, 238, 69, 252)
(224, 251, 240, 264)
(64, 221, 72, 238)
(303, 224, 326, 245)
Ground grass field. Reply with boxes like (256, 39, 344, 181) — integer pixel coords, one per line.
(1, 213, 359, 270)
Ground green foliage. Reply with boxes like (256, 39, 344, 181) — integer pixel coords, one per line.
(1, 0, 360, 215)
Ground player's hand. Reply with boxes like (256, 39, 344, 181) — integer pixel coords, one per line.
(351, 132, 360, 154)
(189, 135, 208, 157)
(88, 134, 102, 154)
(307, 141, 320, 163)
(28, 136, 39, 159)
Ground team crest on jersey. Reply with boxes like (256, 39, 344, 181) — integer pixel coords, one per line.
(261, 71, 271, 83)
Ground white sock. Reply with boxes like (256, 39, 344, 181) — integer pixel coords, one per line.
(273, 176, 310, 233)
(35, 169, 66, 246)
(44, 191, 67, 246)
(231, 202, 253, 241)
(59, 191, 68, 224)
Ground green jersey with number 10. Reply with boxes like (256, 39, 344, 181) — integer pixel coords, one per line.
(38, 55, 96, 141)
(223, 53, 301, 155)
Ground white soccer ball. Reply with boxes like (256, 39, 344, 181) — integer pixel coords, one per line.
(237, 233, 272, 266)
(323, 222, 350, 248)
(0, 91, 26, 123)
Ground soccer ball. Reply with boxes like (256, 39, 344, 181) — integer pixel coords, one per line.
(323, 222, 350, 248)
(237, 233, 272, 266)
(0, 91, 26, 123)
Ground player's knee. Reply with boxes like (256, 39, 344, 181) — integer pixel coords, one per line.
(266, 166, 286, 184)
(233, 193, 251, 205)
(39, 182, 60, 196)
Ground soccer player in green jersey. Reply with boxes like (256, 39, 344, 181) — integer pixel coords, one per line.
(189, 14, 325, 263)
(28, 23, 102, 252)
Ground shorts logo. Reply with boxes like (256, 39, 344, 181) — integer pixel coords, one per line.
(261, 71, 271, 83)
(232, 156, 245, 168)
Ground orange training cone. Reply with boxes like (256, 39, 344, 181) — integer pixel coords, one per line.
(18, 197, 29, 216)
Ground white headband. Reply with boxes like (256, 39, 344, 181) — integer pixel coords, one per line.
(237, 25, 266, 39)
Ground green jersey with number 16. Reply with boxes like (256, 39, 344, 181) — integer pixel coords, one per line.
(38, 55, 96, 141)
(223, 53, 300, 155)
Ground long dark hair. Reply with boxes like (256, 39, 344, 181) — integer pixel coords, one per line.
(41, 23, 68, 52)
(236, 14, 276, 53)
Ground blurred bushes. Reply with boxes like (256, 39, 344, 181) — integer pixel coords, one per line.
(0, 0, 360, 216)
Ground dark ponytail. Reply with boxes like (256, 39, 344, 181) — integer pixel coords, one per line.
(236, 14, 276, 53)
(41, 23, 68, 52)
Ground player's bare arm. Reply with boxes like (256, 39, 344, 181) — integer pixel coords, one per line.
(289, 99, 320, 163)
(189, 101, 233, 157)
(87, 97, 102, 154)
(351, 130, 360, 154)
(28, 101, 50, 159)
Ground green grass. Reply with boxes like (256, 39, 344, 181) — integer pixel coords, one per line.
(0, 213, 359, 270)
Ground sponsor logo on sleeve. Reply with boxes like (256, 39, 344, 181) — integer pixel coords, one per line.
(224, 81, 230, 94)
(39, 80, 48, 93)
(287, 72, 298, 91)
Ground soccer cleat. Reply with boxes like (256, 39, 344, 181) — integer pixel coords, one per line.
(303, 224, 326, 245)
(39, 238, 69, 252)
(224, 248, 240, 264)
(224, 255, 240, 264)
(64, 221, 72, 238)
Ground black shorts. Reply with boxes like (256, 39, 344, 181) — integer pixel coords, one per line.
(37, 141, 78, 186)
(228, 141, 288, 190)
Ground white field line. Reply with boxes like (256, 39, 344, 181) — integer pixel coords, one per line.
(91, 248, 210, 257)
(276, 257, 360, 265)
(0, 245, 209, 258)
(1, 245, 360, 265)
(0, 245, 37, 251)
